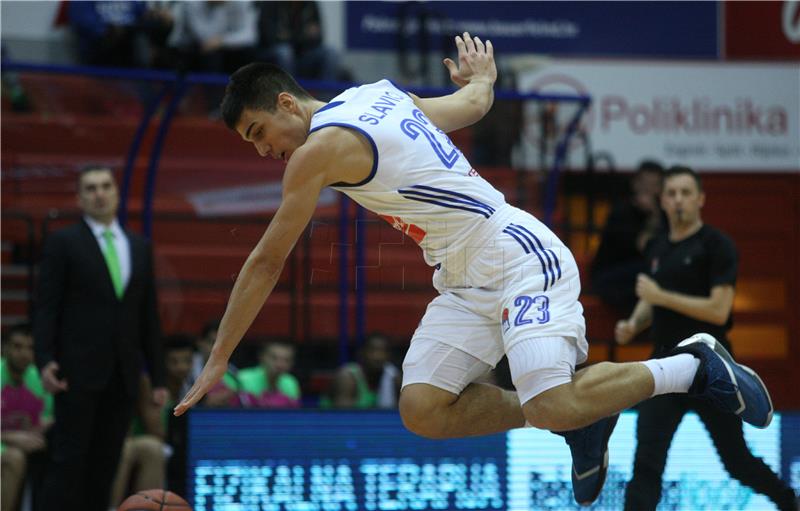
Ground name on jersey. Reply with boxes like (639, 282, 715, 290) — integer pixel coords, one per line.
(359, 90, 407, 125)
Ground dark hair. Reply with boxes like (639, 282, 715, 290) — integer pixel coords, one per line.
(2, 323, 32, 343)
(664, 165, 703, 192)
(221, 63, 313, 130)
(260, 339, 294, 356)
(164, 334, 195, 353)
(363, 333, 389, 349)
(635, 159, 664, 177)
(77, 165, 115, 188)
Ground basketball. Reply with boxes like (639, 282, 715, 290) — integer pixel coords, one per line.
(118, 489, 191, 511)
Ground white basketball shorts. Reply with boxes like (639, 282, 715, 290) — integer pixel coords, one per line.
(401, 208, 589, 404)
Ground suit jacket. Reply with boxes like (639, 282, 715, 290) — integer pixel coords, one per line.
(34, 219, 165, 396)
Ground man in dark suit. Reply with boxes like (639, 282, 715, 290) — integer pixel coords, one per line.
(34, 166, 166, 511)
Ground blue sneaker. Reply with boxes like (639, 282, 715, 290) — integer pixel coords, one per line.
(672, 333, 774, 428)
(558, 414, 619, 506)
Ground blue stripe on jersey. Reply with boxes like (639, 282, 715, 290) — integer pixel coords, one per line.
(315, 101, 345, 115)
(504, 225, 550, 291)
(502, 228, 530, 254)
(408, 185, 496, 213)
(401, 195, 492, 218)
(511, 223, 562, 285)
(518, 225, 562, 281)
(398, 188, 495, 217)
(309, 122, 378, 188)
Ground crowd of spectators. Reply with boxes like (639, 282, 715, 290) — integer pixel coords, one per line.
(66, 1, 341, 81)
(1, 315, 403, 510)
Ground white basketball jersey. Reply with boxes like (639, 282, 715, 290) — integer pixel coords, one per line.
(308, 80, 536, 280)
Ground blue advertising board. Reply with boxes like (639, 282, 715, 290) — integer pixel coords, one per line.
(346, 1, 719, 58)
(187, 409, 800, 510)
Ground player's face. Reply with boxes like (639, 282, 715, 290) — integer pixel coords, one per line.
(78, 170, 119, 222)
(661, 174, 704, 226)
(5, 333, 34, 373)
(166, 348, 193, 383)
(262, 345, 294, 376)
(235, 94, 308, 162)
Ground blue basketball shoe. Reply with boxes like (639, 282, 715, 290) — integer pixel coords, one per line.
(557, 414, 619, 506)
(672, 333, 774, 428)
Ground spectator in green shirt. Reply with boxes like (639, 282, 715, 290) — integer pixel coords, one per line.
(1, 323, 52, 511)
(238, 341, 301, 408)
(324, 334, 401, 409)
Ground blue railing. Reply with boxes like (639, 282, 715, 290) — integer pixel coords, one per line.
(2, 61, 590, 360)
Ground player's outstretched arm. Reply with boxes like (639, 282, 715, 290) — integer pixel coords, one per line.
(410, 32, 497, 133)
(174, 146, 328, 416)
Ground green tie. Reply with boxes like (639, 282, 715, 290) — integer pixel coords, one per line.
(102, 229, 124, 299)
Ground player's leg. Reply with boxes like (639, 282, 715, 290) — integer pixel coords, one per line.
(398, 289, 526, 439)
(623, 395, 685, 511)
(695, 400, 797, 510)
(1, 446, 27, 511)
(521, 333, 773, 431)
(399, 339, 524, 439)
(522, 359, 657, 431)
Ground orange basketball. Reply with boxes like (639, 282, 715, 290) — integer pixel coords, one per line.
(118, 489, 191, 511)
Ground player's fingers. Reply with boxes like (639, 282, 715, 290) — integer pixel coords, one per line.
(443, 58, 457, 72)
(463, 32, 476, 54)
(174, 386, 200, 415)
(454, 35, 466, 56)
(174, 397, 194, 416)
(474, 36, 485, 54)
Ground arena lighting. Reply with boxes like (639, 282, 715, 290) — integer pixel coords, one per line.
(187, 409, 800, 510)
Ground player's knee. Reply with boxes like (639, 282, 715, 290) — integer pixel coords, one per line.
(399, 384, 454, 439)
(522, 387, 581, 431)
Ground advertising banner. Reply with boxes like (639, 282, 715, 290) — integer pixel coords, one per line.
(346, 1, 718, 58)
(187, 410, 800, 510)
(516, 60, 800, 171)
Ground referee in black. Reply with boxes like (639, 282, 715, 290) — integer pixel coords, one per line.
(615, 166, 797, 511)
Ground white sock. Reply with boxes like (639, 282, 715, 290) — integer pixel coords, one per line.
(642, 354, 700, 397)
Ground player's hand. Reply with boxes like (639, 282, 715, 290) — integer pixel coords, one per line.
(443, 32, 496, 88)
(173, 355, 228, 416)
(636, 273, 663, 305)
(615, 319, 636, 345)
(40, 361, 68, 394)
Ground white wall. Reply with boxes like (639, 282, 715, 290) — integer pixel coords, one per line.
(1, 0, 61, 39)
(318, 0, 346, 52)
(1, 0, 74, 63)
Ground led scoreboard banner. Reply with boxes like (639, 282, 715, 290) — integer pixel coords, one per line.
(188, 410, 800, 511)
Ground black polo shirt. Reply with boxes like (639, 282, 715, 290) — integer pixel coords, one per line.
(646, 224, 738, 357)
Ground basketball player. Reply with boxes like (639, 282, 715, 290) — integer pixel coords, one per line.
(174, 33, 774, 505)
